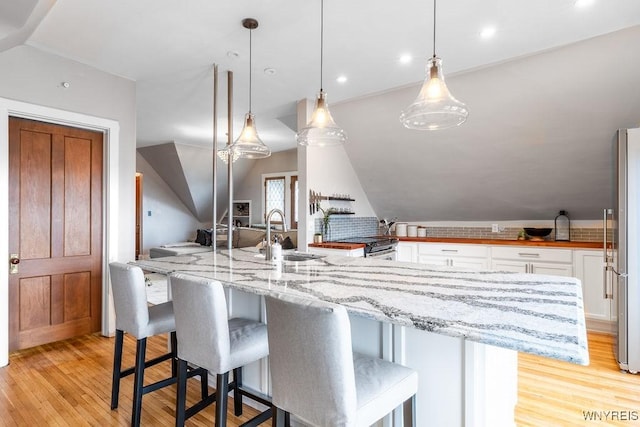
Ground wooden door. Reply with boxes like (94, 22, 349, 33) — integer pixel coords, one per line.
(8, 117, 103, 351)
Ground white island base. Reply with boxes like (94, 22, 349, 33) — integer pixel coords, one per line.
(228, 288, 517, 427)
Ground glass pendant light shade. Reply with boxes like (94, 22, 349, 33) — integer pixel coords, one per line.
(400, 56, 468, 130)
(296, 90, 347, 146)
(229, 18, 271, 160)
(230, 112, 271, 159)
(296, 0, 346, 147)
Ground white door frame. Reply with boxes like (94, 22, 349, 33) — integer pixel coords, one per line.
(0, 98, 120, 366)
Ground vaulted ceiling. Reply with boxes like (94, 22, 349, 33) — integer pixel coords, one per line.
(4, 0, 640, 221)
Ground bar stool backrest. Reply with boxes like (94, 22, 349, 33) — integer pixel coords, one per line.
(170, 273, 231, 374)
(109, 262, 151, 338)
(265, 294, 358, 426)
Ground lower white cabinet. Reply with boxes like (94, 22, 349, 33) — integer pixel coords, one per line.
(396, 241, 418, 263)
(574, 249, 615, 333)
(490, 246, 573, 277)
(418, 243, 489, 270)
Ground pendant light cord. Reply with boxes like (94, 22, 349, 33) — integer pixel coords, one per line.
(320, 0, 324, 92)
(249, 27, 253, 113)
(432, 0, 437, 59)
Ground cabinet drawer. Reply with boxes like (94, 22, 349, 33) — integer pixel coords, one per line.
(491, 246, 572, 263)
(418, 243, 488, 258)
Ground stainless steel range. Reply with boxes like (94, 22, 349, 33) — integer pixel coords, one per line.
(334, 236, 398, 260)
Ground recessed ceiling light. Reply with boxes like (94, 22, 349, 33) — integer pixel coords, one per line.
(336, 75, 347, 84)
(574, 0, 595, 8)
(479, 26, 496, 39)
(399, 54, 412, 64)
(263, 67, 276, 75)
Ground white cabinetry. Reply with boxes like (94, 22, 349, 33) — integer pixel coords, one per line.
(396, 241, 418, 263)
(574, 249, 615, 333)
(490, 246, 573, 277)
(418, 243, 489, 270)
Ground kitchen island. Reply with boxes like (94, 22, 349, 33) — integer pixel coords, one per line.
(133, 247, 589, 427)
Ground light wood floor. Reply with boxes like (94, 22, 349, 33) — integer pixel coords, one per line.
(1, 332, 638, 426)
(0, 333, 259, 426)
(516, 332, 640, 426)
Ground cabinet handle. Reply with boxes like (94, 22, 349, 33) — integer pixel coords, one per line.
(441, 249, 458, 253)
(518, 253, 540, 258)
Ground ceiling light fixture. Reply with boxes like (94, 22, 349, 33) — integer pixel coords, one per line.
(400, 0, 468, 130)
(399, 54, 413, 65)
(230, 18, 271, 159)
(296, 0, 347, 147)
(336, 75, 347, 84)
(480, 26, 496, 39)
(574, 0, 595, 8)
(217, 145, 240, 164)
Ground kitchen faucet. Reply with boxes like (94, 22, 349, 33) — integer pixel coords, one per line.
(380, 217, 397, 236)
(265, 208, 288, 260)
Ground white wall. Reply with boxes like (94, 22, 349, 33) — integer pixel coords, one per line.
(296, 99, 377, 248)
(0, 45, 136, 365)
(136, 153, 205, 254)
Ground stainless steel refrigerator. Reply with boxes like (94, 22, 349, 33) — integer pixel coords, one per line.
(605, 127, 640, 373)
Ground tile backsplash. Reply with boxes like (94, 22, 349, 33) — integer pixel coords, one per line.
(315, 216, 378, 240)
(388, 226, 605, 242)
(313, 217, 605, 242)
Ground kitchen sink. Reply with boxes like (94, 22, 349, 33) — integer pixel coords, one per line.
(282, 252, 326, 262)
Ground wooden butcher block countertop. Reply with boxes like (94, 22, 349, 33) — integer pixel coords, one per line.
(308, 242, 366, 250)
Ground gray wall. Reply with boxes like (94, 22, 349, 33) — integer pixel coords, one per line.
(136, 153, 204, 254)
(0, 44, 137, 260)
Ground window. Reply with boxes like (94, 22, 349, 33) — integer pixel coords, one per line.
(263, 172, 298, 229)
(265, 176, 285, 222)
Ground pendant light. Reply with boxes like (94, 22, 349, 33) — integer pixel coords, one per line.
(217, 145, 240, 164)
(230, 18, 271, 159)
(296, 0, 347, 147)
(400, 0, 468, 130)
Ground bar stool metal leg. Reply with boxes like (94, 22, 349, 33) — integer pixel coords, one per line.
(215, 373, 229, 427)
(111, 329, 124, 410)
(233, 367, 243, 416)
(132, 337, 148, 427)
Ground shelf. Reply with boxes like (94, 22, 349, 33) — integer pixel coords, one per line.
(327, 197, 355, 201)
(331, 212, 355, 215)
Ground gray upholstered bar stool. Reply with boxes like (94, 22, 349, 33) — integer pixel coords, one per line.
(109, 262, 183, 427)
(170, 273, 272, 427)
(265, 294, 418, 427)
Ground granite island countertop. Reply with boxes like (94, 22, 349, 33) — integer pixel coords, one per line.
(133, 247, 589, 365)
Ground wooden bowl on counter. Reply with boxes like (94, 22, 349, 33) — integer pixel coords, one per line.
(524, 227, 552, 241)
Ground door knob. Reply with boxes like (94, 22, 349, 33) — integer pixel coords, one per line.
(10, 254, 19, 274)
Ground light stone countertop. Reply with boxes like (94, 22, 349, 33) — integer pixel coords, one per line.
(133, 247, 589, 365)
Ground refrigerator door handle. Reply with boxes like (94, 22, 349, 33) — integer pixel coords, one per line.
(603, 208, 616, 299)
(603, 209, 607, 298)
(603, 209, 610, 299)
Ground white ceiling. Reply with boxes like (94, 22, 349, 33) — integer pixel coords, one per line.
(17, 0, 640, 153)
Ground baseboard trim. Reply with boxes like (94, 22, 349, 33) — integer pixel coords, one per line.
(586, 318, 616, 335)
